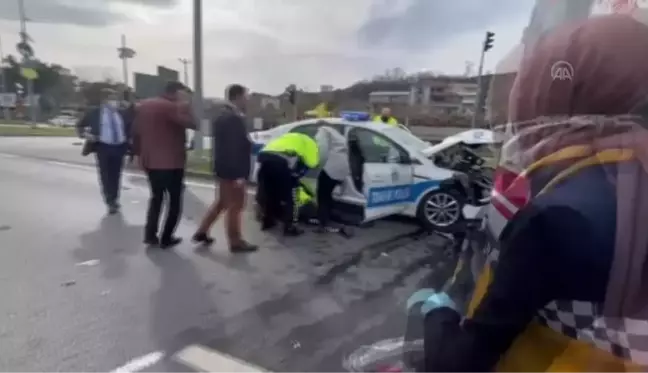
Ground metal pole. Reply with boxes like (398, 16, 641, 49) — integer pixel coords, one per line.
(18, 0, 36, 125)
(0, 35, 11, 120)
(178, 58, 190, 87)
(121, 34, 129, 88)
(471, 47, 486, 129)
(192, 0, 204, 152)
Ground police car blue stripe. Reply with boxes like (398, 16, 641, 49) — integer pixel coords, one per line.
(366, 180, 440, 208)
(251, 143, 264, 155)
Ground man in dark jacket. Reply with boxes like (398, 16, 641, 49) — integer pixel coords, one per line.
(192, 84, 257, 253)
(76, 88, 133, 214)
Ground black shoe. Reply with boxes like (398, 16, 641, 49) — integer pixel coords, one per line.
(192, 232, 215, 245)
(230, 241, 258, 253)
(283, 225, 304, 236)
(144, 236, 159, 246)
(261, 220, 277, 231)
(160, 237, 182, 249)
(107, 203, 120, 214)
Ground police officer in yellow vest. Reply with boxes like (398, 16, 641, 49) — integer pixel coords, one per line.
(255, 181, 318, 224)
(373, 107, 398, 126)
(405, 15, 648, 372)
(257, 132, 319, 236)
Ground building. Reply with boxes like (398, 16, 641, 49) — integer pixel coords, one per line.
(412, 76, 479, 115)
(368, 91, 411, 117)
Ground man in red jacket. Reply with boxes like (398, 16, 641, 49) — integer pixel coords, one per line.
(132, 81, 195, 249)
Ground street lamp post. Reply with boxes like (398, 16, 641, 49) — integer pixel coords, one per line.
(17, 0, 37, 125)
(178, 58, 191, 87)
(0, 35, 11, 120)
(117, 34, 136, 90)
(192, 0, 205, 152)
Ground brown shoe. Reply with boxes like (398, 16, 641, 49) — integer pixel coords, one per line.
(230, 241, 258, 253)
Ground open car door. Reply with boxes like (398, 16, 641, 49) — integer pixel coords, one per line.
(348, 128, 414, 222)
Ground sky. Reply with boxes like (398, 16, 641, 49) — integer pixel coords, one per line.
(0, 0, 537, 96)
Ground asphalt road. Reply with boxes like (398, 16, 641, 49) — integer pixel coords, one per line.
(0, 146, 458, 372)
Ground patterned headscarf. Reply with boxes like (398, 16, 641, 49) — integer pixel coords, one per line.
(493, 13, 648, 368)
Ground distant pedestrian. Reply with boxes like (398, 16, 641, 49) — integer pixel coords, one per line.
(132, 81, 195, 249)
(76, 88, 132, 214)
(192, 84, 258, 253)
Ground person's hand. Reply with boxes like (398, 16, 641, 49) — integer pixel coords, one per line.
(84, 132, 96, 142)
(406, 289, 456, 316)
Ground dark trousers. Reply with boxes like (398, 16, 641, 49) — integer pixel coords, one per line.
(257, 153, 297, 227)
(95, 143, 126, 205)
(145, 168, 184, 241)
(317, 170, 341, 226)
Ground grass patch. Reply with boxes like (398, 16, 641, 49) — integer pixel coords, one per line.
(187, 150, 211, 176)
(0, 125, 76, 137)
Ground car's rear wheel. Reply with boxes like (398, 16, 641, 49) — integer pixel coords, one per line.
(416, 188, 464, 232)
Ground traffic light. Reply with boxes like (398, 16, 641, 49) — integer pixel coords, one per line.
(483, 31, 495, 52)
(288, 89, 296, 105)
(287, 85, 296, 105)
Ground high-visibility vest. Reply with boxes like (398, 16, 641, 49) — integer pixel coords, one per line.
(261, 132, 320, 169)
(372, 115, 398, 126)
(468, 147, 643, 372)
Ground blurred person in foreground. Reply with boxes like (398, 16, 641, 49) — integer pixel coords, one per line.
(132, 81, 195, 249)
(409, 14, 648, 371)
(76, 88, 133, 215)
(192, 84, 257, 253)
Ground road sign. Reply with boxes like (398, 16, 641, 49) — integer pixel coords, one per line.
(20, 67, 38, 80)
(0, 93, 16, 107)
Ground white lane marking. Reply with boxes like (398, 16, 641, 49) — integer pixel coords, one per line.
(110, 351, 165, 373)
(48, 160, 92, 171)
(174, 344, 268, 372)
(17, 155, 257, 194)
(75, 259, 100, 267)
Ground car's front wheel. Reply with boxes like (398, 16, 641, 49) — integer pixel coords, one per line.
(416, 188, 464, 232)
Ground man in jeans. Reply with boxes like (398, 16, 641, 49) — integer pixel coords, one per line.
(132, 81, 195, 249)
(192, 84, 257, 253)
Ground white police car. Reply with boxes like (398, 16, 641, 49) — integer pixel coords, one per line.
(249, 112, 495, 231)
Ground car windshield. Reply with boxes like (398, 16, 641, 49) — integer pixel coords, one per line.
(383, 127, 431, 153)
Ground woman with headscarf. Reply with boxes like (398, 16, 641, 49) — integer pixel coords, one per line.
(409, 13, 648, 372)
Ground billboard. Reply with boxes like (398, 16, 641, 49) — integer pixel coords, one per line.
(0, 93, 17, 108)
(157, 66, 179, 82)
(134, 73, 164, 99)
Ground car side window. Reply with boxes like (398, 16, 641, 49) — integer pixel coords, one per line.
(290, 124, 321, 138)
(290, 123, 345, 138)
(351, 128, 408, 164)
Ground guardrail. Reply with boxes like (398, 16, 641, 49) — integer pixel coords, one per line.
(408, 125, 473, 142)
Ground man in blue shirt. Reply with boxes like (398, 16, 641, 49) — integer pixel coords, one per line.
(76, 88, 132, 214)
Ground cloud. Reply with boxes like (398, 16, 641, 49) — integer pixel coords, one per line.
(357, 0, 531, 51)
(0, 0, 180, 26)
(0, 0, 534, 95)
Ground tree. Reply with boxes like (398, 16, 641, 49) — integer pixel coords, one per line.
(0, 54, 80, 114)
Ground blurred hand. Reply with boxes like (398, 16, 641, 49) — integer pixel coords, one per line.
(406, 289, 457, 316)
(235, 178, 246, 187)
(84, 133, 96, 142)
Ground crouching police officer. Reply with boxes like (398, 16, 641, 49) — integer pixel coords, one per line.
(257, 132, 319, 236)
(255, 182, 318, 225)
